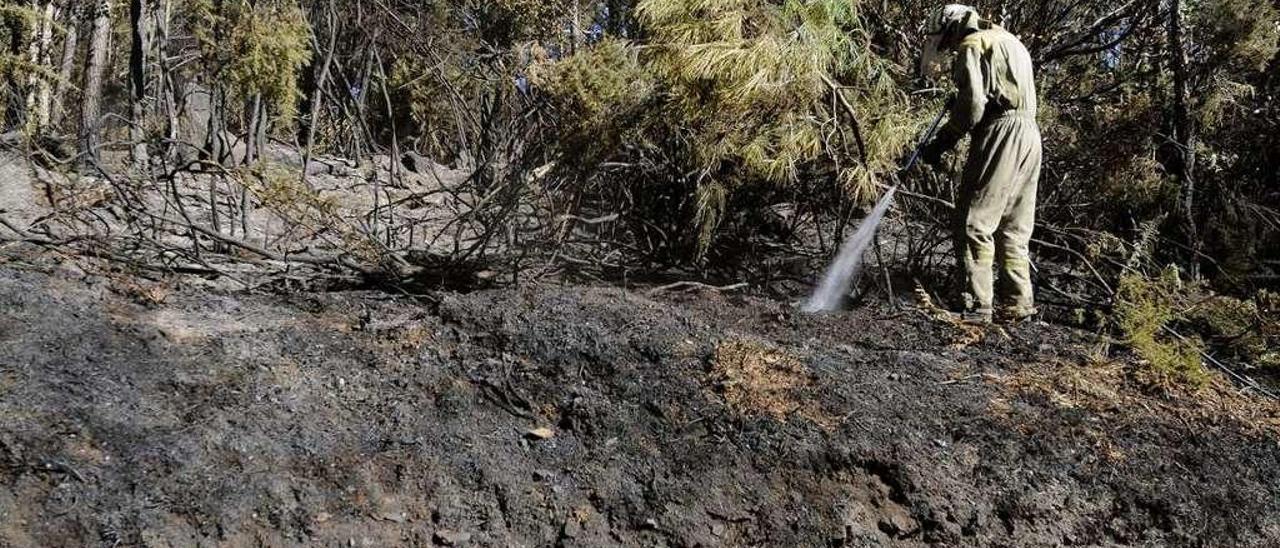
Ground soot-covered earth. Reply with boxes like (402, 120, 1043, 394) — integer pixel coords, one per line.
(2, 261, 1279, 547)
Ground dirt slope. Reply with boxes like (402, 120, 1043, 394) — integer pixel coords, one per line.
(1, 263, 1279, 547)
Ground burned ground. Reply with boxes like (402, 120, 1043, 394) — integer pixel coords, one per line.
(1, 261, 1279, 547)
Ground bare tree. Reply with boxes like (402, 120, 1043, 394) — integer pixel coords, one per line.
(50, 1, 79, 129)
(153, 0, 178, 161)
(1166, 0, 1198, 273)
(25, 0, 58, 130)
(129, 0, 149, 168)
(80, 0, 113, 163)
(301, 0, 337, 177)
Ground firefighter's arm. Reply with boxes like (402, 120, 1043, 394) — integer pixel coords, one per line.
(929, 44, 988, 155)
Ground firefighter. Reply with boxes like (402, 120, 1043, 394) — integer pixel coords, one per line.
(920, 5, 1042, 324)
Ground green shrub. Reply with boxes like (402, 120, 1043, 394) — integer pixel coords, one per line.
(1187, 291, 1280, 370)
(530, 0, 918, 258)
(1115, 268, 1210, 386)
(529, 38, 655, 169)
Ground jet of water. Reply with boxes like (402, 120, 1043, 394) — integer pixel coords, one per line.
(803, 101, 951, 313)
(803, 187, 898, 312)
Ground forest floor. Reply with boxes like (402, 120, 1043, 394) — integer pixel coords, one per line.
(2, 250, 1280, 547)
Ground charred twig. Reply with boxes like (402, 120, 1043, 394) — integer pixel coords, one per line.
(2, 459, 88, 483)
(647, 281, 749, 295)
(0, 215, 55, 245)
(875, 182, 954, 209)
(139, 211, 372, 274)
(471, 375, 534, 420)
(822, 75, 868, 164)
(1030, 237, 1114, 297)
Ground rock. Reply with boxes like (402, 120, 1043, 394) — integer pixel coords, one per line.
(402, 151, 438, 174)
(561, 517, 581, 539)
(710, 522, 726, 537)
(0, 154, 49, 228)
(211, 131, 249, 168)
(54, 259, 87, 280)
(304, 158, 358, 177)
(877, 507, 919, 538)
(433, 530, 471, 545)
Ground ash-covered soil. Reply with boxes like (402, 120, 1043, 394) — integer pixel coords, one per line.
(2, 262, 1279, 547)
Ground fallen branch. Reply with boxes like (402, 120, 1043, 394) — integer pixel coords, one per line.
(1030, 237, 1115, 297)
(140, 211, 373, 273)
(1161, 326, 1280, 401)
(647, 281, 749, 295)
(874, 181, 955, 209)
(0, 214, 67, 246)
(557, 213, 620, 225)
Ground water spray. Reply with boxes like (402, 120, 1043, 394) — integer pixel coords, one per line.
(803, 103, 951, 313)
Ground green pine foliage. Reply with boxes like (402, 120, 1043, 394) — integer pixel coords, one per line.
(0, 7, 35, 122)
(1116, 266, 1280, 387)
(190, 0, 312, 122)
(528, 38, 654, 168)
(533, 0, 916, 256)
(1190, 0, 1280, 74)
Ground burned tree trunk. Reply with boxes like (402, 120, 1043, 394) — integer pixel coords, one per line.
(128, 0, 149, 168)
(244, 95, 266, 165)
(50, 5, 78, 129)
(80, 0, 112, 164)
(26, 1, 57, 131)
(1166, 0, 1198, 273)
(301, 0, 336, 174)
(3, 0, 37, 128)
(606, 0, 632, 37)
(571, 0, 581, 54)
(153, 0, 177, 162)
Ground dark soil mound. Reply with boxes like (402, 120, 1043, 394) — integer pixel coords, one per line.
(2, 264, 1279, 547)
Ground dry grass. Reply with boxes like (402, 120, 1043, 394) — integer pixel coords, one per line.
(912, 282, 995, 348)
(992, 357, 1280, 441)
(709, 337, 834, 427)
(110, 278, 174, 306)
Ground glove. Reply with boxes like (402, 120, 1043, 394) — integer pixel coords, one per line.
(919, 140, 946, 168)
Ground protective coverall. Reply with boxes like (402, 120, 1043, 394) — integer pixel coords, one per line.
(923, 8, 1041, 322)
